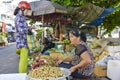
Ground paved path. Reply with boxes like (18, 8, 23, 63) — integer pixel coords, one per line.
(0, 43, 19, 74)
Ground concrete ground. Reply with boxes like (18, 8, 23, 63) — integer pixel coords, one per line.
(0, 43, 19, 74)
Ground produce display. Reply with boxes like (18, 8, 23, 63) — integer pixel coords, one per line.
(47, 48, 56, 52)
(63, 39, 70, 45)
(32, 47, 41, 53)
(31, 54, 58, 69)
(27, 47, 72, 80)
(28, 66, 64, 79)
(50, 52, 69, 60)
(29, 52, 69, 69)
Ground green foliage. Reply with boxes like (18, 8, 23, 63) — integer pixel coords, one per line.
(52, 0, 85, 6)
(36, 29, 44, 39)
(29, 19, 36, 25)
(47, 28, 53, 34)
(63, 39, 70, 45)
(102, 2, 120, 35)
(33, 47, 41, 53)
(0, 32, 7, 37)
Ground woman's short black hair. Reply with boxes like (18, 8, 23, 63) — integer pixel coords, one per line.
(80, 32, 87, 42)
(69, 28, 87, 42)
(13, 7, 20, 15)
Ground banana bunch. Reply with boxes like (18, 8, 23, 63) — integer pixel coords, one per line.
(63, 39, 70, 45)
(32, 47, 41, 53)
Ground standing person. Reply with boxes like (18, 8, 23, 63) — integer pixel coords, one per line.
(58, 28, 94, 79)
(14, 1, 31, 73)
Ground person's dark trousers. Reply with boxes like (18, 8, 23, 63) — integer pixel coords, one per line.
(59, 62, 90, 79)
(41, 45, 50, 53)
(49, 42, 55, 48)
(41, 42, 55, 53)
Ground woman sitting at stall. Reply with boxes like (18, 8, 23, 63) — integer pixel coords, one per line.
(41, 36, 55, 55)
(57, 28, 94, 79)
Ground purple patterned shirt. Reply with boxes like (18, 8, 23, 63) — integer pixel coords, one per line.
(15, 13, 28, 49)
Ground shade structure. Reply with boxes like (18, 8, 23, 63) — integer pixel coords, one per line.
(70, 3, 116, 26)
(70, 3, 104, 24)
(89, 8, 115, 26)
(27, 0, 69, 24)
(30, 0, 67, 15)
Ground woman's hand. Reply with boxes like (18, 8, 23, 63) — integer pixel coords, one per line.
(56, 59, 63, 64)
(69, 66, 77, 72)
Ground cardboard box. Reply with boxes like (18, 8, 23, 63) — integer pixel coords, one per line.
(94, 65, 107, 77)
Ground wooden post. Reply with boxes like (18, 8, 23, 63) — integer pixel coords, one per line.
(41, 15, 44, 41)
(59, 22, 63, 41)
(55, 24, 59, 38)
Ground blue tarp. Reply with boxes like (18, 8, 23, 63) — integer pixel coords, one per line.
(89, 8, 115, 26)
